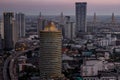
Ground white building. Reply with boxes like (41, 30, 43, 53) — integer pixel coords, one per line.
(97, 37, 116, 47)
(81, 60, 104, 76)
(64, 17, 76, 39)
(16, 13, 25, 38)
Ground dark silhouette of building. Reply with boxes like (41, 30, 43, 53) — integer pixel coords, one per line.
(3, 12, 14, 51)
(76, 2, 87, 35)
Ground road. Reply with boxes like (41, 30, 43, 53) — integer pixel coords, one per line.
(3, 53, 16, 80)
(3, 46, 39, 80)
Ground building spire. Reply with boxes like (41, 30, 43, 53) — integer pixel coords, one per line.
(111, 13, 115, 23)
(93, 12, 96, 23)
(39, 12, 42, 17)
(39, 12, 43, 19)
(60, 12, 64, 24)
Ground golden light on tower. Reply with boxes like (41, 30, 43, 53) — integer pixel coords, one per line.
(43, 22, 59, 32)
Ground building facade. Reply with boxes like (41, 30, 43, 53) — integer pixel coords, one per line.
(13, 20, 19, 47)
(76, 2, 87, 35)
(3, 12, 14, 51)
(64, 16, 76, 39)
(16, 13, 25, 38)
(39, 22, 62, 79)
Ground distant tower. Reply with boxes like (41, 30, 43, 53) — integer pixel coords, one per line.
(60, 12, 64, 24)
(76, 2, 87, 35)
(93, 12, 97, 23)
(12, 19, 18, 46)
(16, 13, 25, 39)
(37, 12, 46, 38)
(111, 13, 115, 23)
(39, 22, 62, 79)
(70, 22, 76, 39)
(65, 16, 70, 39)
(37, 12, 42, 31)
(93, 13, 97, 32)
(64, 16, 75, 39)
(3, 12, 14, 51)
(59, 12, 65, 38)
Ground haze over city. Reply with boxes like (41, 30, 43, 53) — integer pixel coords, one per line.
(1, 0, 120, 80)
(0, 0, 120, 15)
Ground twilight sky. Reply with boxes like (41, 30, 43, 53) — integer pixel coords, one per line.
(0, 0, 120, 15)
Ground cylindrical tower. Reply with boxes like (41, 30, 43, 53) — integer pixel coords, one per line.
(39, 22, 62, 79)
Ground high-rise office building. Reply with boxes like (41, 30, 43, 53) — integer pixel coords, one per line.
(16, 13, 25, 38)
(64, 16, 75, 39)
(64, 16, 70, 39)
(3, 12, 14, 51)
(39, 22, 62, 79)
(12, 19, 18, 46)
(76, 2, 87, 35)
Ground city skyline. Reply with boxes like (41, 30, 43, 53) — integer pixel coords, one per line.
(0, 0, 120, 15)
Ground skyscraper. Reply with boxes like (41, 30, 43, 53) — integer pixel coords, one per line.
(3, 12, 14, 51)
(37, 12, 48, 38)
(39, 22, 62, 79)
(37, 12, 42, 35)
(12, 19, 18, 46)
(76, 2, 87, 35)
(64, 16, 71, 39)
(59, 12, 65, 38)
(64, 16, 75, 39)
(16, 13, 25, 39)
